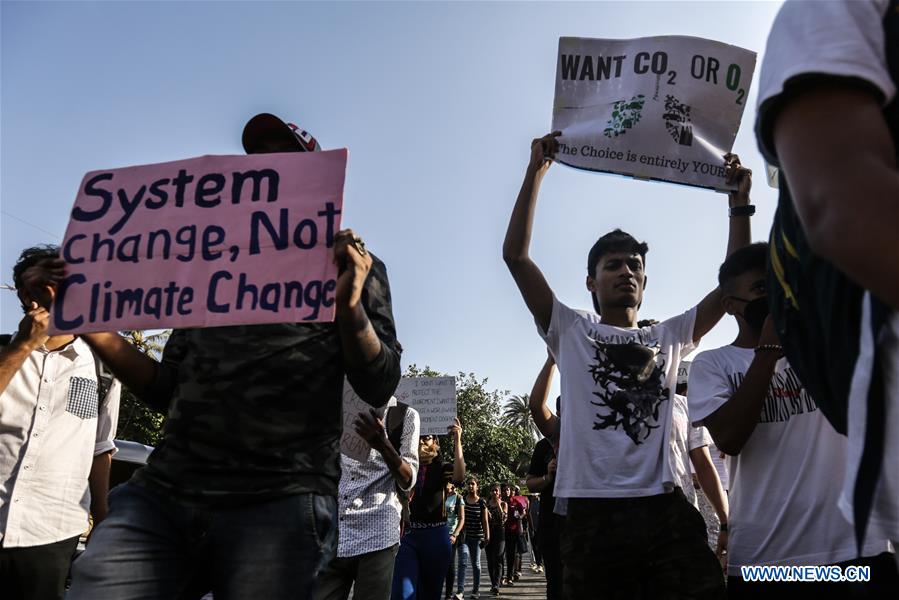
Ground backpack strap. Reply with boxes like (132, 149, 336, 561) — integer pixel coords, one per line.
(386, 402, 410, 453)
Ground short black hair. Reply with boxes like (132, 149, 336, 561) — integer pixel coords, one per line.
(13, 245, 60, 290)
(586, 230, 648, 313)
(718, 242, 768, 294)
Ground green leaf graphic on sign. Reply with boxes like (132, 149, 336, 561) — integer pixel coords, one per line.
(604, 94, 646, 139)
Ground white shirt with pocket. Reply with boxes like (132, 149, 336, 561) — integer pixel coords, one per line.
(0, 337, 120, 548)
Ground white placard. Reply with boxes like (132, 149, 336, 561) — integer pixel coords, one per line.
(394, 376, 457, 436)
(552, 36, 756, 191)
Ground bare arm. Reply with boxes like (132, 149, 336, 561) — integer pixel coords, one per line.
(503, 133, 560, 333)
(334, 231, 402, 406)
(0, 305, 48, 395)
(690, 446, 728, 525)
(482, 505, 490, 542)
(525, 472, 553, 493)
(773, 84, 899, 309)
(450, 418, 466, 483)
(529, 352, 559, 440)
(453, 501, 465, 538)
(692, 156, 753, 343)
(81, 332, 159, 397)
(703, 319, 781, 455)
(88, 451, 113, 524)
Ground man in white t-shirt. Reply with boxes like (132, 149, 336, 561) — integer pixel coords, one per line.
(755, 0, 899, 563)
(502, 133, 752, 598)
(688, 242, 895, 598)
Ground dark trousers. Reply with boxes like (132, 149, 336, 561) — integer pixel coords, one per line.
(391, 525, 452, 600)
(0, 535, 79, 600)
(728, 551, 899, 600)
(561, 489, 725, 599)
(315, 544, 400, 600)
(539, 524, 562, 600)
(68, 482, 337, 600)
(504, 531, 522, 578)
(485, 532, 505, 588)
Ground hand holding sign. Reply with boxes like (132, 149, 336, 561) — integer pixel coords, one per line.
(334, 228, 372, 310)
(723, 153, 752, 207)
(528, 132, 562, 176)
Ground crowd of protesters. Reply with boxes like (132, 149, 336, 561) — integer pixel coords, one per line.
(2, 1, 899, 599)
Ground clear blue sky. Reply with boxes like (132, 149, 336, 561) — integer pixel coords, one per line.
(1, 0, 783, 401)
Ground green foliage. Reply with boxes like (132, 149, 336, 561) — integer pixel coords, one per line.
(405, 364, 535, 487)
(501, 394, 539, 440)
(115, 330, 169, 447)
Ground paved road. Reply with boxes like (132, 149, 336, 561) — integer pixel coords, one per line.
(450, 565, 548, 600)
(347, 564, 549, 599)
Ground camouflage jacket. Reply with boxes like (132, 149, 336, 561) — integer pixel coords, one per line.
(130, 254, 401, 505)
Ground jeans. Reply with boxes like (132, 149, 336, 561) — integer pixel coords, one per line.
(444, 537, 465, 598)
(485, 532, 505, 588)
(457, 537, 483, 594)
(391, 525, 452, 600)
(68, 482, 337, 600)
(315, 544, 399, 600)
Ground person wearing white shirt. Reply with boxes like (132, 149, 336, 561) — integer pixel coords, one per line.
(315, 398, 419, 600)
(755, 0, 899, 565)
(688, 242, 895, 598)
(0, 245, 120, 600)
(503, 132, 752, 598)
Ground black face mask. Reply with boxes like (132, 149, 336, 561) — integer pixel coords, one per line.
(738, 296, 769, 332)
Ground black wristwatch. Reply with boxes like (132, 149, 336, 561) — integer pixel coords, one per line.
(729, 205, 756, 218)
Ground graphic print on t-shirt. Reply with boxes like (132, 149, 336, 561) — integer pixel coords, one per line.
(588, 332, 670, 445)
(728, 366, 817, 424)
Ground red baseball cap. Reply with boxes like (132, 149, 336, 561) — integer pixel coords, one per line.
(242, 113, 321, 154)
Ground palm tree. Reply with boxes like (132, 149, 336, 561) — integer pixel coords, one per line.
(502, 394, 539, 440)
(116, 330, 171, 445)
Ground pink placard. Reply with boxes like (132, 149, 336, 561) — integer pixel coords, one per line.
(50, 150, 347, 334)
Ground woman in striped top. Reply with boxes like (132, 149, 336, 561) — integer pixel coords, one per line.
(457, 477, 490, 599)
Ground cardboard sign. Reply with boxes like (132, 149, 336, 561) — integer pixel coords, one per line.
(395, 376, 457, 435)
(50, 150, 347, 334)
(340, 383, 390, 462)
(552, 36, 756, 191)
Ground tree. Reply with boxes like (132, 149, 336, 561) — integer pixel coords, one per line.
(115, 330, 169, 447)
(502, 393, 539, 440)
(405, 364, 534, 487)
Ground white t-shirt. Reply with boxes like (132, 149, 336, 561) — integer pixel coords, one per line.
(757, 0, 898, 545)
(689, 346, 891, 575)
(670, 394, 711, 508)
(538, 296, 696, 498)
(840, 296, 899, 544)
(709, 443, 729, 492)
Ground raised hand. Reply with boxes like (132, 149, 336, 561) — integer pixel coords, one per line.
(334, 228, 372, 310)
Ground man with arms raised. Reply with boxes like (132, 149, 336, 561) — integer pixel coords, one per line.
(503, 132, 750, 598)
